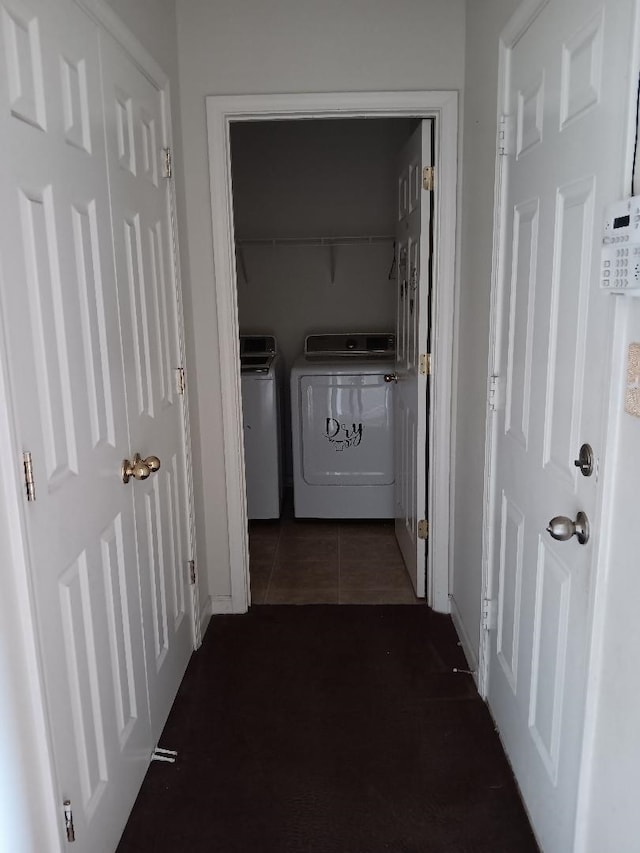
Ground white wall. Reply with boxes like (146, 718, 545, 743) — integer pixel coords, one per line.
(578, 313, 640, 848)
(104, 0, 179, 82)
(232, 118, 414, 479)
(231, 118, 417, 238)
(450, 0, 520, 666)
(175, 0, 467, 600)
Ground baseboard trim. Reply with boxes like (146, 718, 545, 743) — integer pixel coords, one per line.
(199, 596, 212, 639)
(211, 594, 235, 615)
(449, 594, 479, 687)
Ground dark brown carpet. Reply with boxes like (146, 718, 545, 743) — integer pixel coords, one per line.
(117, 606, 539, 853)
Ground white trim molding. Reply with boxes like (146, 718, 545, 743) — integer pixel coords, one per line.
(210, 595, 235, 616)
(205, 90, 459, 614)
(449, 594, 479, 684)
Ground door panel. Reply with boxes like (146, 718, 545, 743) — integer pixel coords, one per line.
(394, 121, 432, 597)
(0, 2, 152, 850)
(100, 33, 192, 743)
(487, 1, 635, 850)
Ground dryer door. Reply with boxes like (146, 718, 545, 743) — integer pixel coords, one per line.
(300, 374, 394, 486)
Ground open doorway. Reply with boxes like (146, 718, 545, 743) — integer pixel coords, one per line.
(230, 117, 433, 604)
(205, 91, 458, 616)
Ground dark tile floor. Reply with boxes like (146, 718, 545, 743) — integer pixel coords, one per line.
(249, 516, 422, 605)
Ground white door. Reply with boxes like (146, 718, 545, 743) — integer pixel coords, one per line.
(486, 1, 635, 850)
(0, 1, 152, 850)
(100, 33, 194, 743)
(395, 120, 432, 598)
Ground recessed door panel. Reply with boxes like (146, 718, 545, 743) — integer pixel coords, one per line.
(505, 198, 538, 450)
(543, 177, 594, 483)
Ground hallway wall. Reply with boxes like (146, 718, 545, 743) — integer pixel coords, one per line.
(175, 0, 467, 604)
(451, 0, 520, 667)
(105, 0, 179, 81)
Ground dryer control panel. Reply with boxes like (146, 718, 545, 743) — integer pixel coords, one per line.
(304, 333, 395, 359)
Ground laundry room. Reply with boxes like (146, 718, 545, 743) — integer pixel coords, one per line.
(230, 117, 426, 605)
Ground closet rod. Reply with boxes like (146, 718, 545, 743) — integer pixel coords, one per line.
(235, 235, 394, 248)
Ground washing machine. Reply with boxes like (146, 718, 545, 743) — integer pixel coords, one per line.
(290, 333, 396, 518)
(240, 335, 283, 519)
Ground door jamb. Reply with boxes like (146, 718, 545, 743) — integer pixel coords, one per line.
(205, 90, 459, 613)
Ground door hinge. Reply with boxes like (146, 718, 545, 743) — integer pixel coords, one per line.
(422, 165, 434, 191)
(175, 367, 185, 395)
(188, 559, 196, 585)
(63, 800, 75, 843)
(22, 451, 36, 502)
(497, 114, 515, 157)
(419, 353, 432, 376)
(488, 374, 504, 411)
(482, 597, 498, 631)
(417, 519, 429, 540)
(162, 147, 172, 179)
(152, 746, 178, 763)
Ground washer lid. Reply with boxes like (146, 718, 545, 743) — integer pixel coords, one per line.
(304, 333, 395, 360)
(240, 355, 275, 374)
(239, 335, 277, 372)
(240, 335, 276, 355)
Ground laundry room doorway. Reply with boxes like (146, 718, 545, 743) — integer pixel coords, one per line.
(205, 92, 458, 615)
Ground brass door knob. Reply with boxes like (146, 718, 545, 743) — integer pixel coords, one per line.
(145, 455, 161, 473)
(121, 454, 161, 484)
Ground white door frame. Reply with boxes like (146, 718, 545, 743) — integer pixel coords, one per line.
(0, 2, 198, 848)
(205, 90, 458, 614)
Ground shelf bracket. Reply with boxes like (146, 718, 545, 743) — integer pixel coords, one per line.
(236, 246, 249, 284)
(328, 244, 336, 285)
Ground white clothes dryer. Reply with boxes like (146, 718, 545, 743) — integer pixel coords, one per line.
(290, 333, 396, 518)
(240, 335, 283, 519)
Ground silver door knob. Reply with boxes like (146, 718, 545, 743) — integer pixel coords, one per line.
(384, 373, 398, 383)
(546, 511, 590, 545)
(573, 443, 594, 477)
